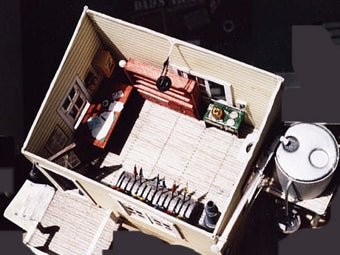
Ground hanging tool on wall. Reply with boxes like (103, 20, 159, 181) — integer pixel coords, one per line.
(156, 40, 175, 91)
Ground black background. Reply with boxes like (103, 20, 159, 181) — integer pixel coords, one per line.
(2, 0, 340, 254)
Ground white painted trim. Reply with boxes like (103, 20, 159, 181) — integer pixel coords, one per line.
(85, 209, 112, 255)
(171, 64, 234, 106)
(23, 220, 40, 244)
(86, 8, 282, 79)
(200, 77, 233, 106)
(22, 8, 88, 152)
(26, 245, 49, 255)
(57, 75, 90, 130)
(37, 161, 96, 204)
(171, 64, 189, 78)
(212, 75, 284, 238)
(23, 150, 100, 187)
(74, 180, 97, 205)
(211, 170, 264, 254)
(35, 164, 64, 191)
(20, 151, 218, 240)
(74, 101, 90, 130)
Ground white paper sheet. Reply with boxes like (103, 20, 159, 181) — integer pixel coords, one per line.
(91, 111, 115, 141)
(109, 101, 124, 112)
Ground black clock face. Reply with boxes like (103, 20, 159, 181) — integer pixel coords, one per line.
(156, 76, 172, 91)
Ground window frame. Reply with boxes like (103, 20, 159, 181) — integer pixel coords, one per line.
(45, 125, 70, 155)
(171, 65, 233, 106)
(58, 76, 90, 130)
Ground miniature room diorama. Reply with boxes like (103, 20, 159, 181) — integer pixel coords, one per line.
(3, 7, 306, 255)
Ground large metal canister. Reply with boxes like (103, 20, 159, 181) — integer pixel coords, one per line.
(275, 123, 339, 200)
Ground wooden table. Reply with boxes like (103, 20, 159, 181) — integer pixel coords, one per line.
(81, 82, 133, 149)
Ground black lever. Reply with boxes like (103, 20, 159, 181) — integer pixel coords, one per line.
(156, 57, 172, 91)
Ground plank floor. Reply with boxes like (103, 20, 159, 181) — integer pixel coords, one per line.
(100, 100, 255, 222)
(27, 190, 118, 255)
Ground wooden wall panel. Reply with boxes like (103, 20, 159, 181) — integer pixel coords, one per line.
(87, 10, 283, 129)
(23, 150, 217, 255)
(19, 8, 287, 255)
(87, 12, 170, 69)
(25, 15, 103, 156)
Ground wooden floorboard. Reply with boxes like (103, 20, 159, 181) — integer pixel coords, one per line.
(27, 190, 117, 255)
(100, 100, 255, 223)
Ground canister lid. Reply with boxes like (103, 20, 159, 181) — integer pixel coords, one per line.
(275, 123, 339, 182)
(226, 119, 235, 127)
(229, 111, 239, 119)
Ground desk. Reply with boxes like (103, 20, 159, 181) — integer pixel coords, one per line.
(82, 82, 133, 149)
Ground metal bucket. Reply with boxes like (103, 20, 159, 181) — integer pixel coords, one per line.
(275, 123, 339, 200)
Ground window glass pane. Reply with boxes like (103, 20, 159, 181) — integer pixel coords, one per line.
(75, 97, 84, 108)
(209, 82, 226, 100)
(188, 74, 196, 80)
(62, 98, 71, 110)
(69, 87, 76, 99)
(69, 106, 78, 119)
(197, 77, 205, 85)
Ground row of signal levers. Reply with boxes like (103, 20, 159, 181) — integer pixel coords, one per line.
(112, 165, 202, 223)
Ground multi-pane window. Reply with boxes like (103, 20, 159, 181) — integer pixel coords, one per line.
(58, 76, 89, 129)
(172, 65, 233, 106)
(208, 81, 226, 101)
